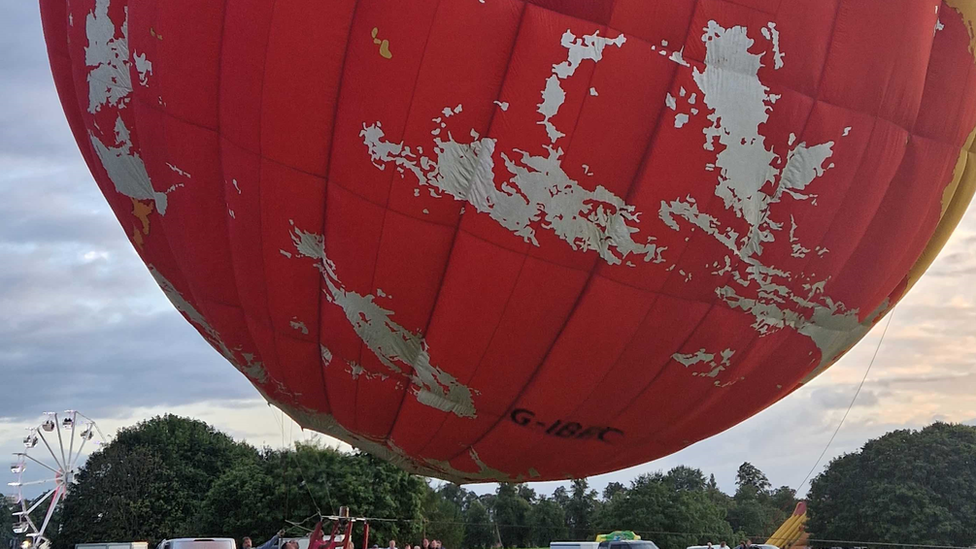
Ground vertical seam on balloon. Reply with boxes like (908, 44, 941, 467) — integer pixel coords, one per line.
(384, 0, 533, 452)
(815, 7, 925, 312)
(213, 0, 253, 400)
(310, 0, 362, 432)
(889, 16, 976, 297)
(865, 3, 961, 306)
(903, 47, 976, 294)
(871, 10, 917, 128)
(782, 115, 884, 312)
(871, 149, 957, 306)
(906, 0, 945, 137)
(811, 0, 845, 98)
(349, 0, 446, 436)
(921, 6, 976, 147)
(255, 0, 291, 412)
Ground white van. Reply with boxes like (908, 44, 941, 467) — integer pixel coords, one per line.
(551, 542, 599, 549)
(77, 543, 150, 549)
(157, 538, 237, 549)
(553, 541, 660, 549)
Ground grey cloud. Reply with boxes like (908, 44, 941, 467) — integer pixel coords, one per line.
(811, 386, 881, 410)
(926, 267, 976, 278)
(0, 1, 87, 162)
(871, 373, 975, 387)
(0, 161, 121, 248)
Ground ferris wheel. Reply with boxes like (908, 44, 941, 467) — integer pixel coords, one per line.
(7, 411, 106, 547)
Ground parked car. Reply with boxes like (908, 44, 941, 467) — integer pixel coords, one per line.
(553, 540, 660, 549)
(156, 538, 236, 549)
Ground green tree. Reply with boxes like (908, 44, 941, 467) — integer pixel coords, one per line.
(493, 484, 531, 547)
(54, 416, 427, 549)
(422, 484, 465, 549)
(663, 466, 708, 492)
(705, 474, 731, 513)
(726, 463, 783, 540)
(462, 499, 495, 549)
(808, 422, 976, 547)
(2, 498, 15, 549)
(516, 486, 537, 504)
(597, 469, 734, 549)
(734, 463, 770, 496)
(552, 487, 570, 509)
(565, 480, 597, 540)
(279, 444, 425, 543)
(199, 458, 278, 540)
(768, 487, 796, 516)
(602, 483, 626, 502)
(436, 484, 470, 510)
(726, 495, 774, 541)
(528, 497, 568, 547)
(57, 416, 255, 549)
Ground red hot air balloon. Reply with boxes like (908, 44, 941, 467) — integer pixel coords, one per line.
(39, 0, 976, 482)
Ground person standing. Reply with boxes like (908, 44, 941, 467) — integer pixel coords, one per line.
(244, 530, 285, 549)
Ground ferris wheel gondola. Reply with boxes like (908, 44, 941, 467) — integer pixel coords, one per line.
(8, 411, 106, 548)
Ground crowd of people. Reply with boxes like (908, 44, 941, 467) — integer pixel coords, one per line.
(703, 540, 755, 549)
(242, 530, 287, 549)
(242, 530, 448, 549)
(245, 528, 754, 549)
(380, 539, 447, 549)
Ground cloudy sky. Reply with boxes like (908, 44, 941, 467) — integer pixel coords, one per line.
(3, 0, 976, 504)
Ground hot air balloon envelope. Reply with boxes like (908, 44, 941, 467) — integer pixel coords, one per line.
(39, 0, 976, 482)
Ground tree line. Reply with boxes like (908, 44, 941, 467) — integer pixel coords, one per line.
(6, 416, 976, 549)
